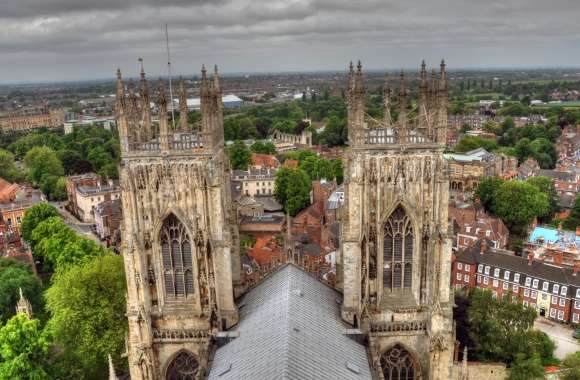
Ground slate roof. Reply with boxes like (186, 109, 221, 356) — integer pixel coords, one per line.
(208, 264, 372, 380)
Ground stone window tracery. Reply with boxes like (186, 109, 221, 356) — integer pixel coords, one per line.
(160, 214, 194, 298)
(166, 351, 199, 380)
(380, 344, 418, 380)
(383, 206, 414, 290)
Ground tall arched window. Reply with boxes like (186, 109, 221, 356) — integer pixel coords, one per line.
(160, 214, 194, 298)
(166, 351, 199, 380)
(383, 206, 414, 290)
(380, 344, 418, 380)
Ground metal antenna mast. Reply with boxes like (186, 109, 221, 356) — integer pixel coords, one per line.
(165, 24, 176, 129)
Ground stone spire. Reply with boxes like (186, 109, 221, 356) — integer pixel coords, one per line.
(382, 75, 392, 128)
(115, 69, 129, 151)
(347, 61, 365, 146)
(108, 355, 119, 380)
(139, 59, 152, 141)
(157, 80, 170, 151)
(397, 70, 408, 141)
(15, 288, 33, 319)
(418, 60, 429, 133)
(212, 65, 221, 96)
(178, 77, 188, 132)
(436, 59, 449, 144)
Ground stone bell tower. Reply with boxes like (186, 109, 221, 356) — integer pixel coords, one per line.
(117, 64, 240, 380)
(340, 61, 455, 379)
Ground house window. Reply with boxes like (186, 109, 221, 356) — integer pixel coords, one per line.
(485, 266, 490, 275)
(513, 284, 519, 292)
(477, 275, 481, 284)
(552, 296, 558, 305)
(504, 271, 510, 280)
(494, 268, 500, 278)
(532, 279, 539, 289)
(553, 284, 560, 294)
(574, 313, 579, 323)
(457, 263, 463, 271)
(457, 273, 462, 281)
(478, 264, 483, 273)
(465, 264, 471, 271)
(503, 282, 509, 290)
(492, 291, 497, 299)
(382, 206, 413, 290)
(561, 286, 568, 296)
(575, 300, 580, 309)
(524, 289, 530, 297)
(524, 301, 529, 307)
(558, 310, 565, 321)
(550, 308, 556, 318)
(514, 273, 520, 283)
(483, 277, 489, 285)
(525, 277, 531, 287)
(466, 226, 471, 233)
(576, 289, 580, 298)
(160, 214, 194, 298)
(560, 298, 566, 307)
(542, 282, 549, 292)
(464, 275, 469, 283)
(493, 279, 499, 288)
(531, 290, 537, 298)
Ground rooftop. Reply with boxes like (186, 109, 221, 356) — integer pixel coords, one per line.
(209, 264, 371, 380)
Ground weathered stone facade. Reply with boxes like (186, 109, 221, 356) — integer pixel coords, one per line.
(340, 61, 455, 379)
(117, 64, 240, 379)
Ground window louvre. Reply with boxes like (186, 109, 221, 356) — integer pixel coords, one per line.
(160, 214, 194, 298)
(383, 206, 413, 290)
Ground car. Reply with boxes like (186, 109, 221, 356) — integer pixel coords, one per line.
(573, 328, 580, 339)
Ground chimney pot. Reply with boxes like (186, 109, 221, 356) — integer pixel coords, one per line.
(527, 253, 533, 266)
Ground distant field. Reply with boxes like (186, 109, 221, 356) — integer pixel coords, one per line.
(533, 101, 580, 109)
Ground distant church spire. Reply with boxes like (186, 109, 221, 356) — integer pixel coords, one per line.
(15, 288, 33, 319)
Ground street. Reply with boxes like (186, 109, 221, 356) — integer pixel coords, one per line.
(535, 318, 580, 359)
(49, 201, 103, 245)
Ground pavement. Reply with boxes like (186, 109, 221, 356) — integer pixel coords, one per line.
(49, 201, 103, 245)
(535, 317, 580, 359)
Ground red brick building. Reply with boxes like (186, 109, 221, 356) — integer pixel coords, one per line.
(453, 240, 580, 324)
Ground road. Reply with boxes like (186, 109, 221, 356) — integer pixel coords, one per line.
(535, 317, 580, 359)
(49, 201, 103, 245)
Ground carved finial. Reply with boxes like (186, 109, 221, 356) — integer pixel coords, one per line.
(116, 68, 122, 80)
(108, 355, 119, 380)
(357, 60, 362, 72)
(15, 287, 33, 319)
(212, 65, 221, 94)
(139, 58, 145, 78)
(349, 61, 354, 72)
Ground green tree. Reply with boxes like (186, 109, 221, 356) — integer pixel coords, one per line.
(0, 149, 23, 182)
(0, 314, 53, 380)
(23, 146, 64, 186)
(229, 140, 251, 170)
(20, 203, 60, 243)
(454, 136, 498, 153)
(0, 259, 42, 323)
(274, 167, 311, 216)
(527, 176, 560, 220)
(508, 354, 545, 380)
(561, 351, 580, 380)
(474, 177, 504, 212)
(250, 140, 277, 155)
(319, 116, 346, 147)
(492, 181, 550, 234)
(45, 254, 127, 379)
(564, 197, 580, 230)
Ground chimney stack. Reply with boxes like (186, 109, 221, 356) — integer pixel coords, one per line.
(527, 253, 534, 266)
(479, 239, 486, 254)
(574, 261, 579, 276)
(576, 226, 580, 237)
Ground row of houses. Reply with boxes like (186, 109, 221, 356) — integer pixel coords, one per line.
(453, 240, 580, 324)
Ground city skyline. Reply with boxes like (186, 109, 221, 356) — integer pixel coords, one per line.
(1, 0, 580, 83)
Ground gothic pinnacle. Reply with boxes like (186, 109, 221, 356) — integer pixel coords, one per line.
(116, 68, 122, 80)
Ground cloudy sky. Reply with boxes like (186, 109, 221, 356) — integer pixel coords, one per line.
(1, 0, 579, 83)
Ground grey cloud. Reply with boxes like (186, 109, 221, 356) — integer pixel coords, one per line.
(0, 0, 580, 82)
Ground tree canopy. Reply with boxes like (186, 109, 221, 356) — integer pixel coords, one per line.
(0, 149, 23, 182)
(563, 197, 580, 230)
(250, 140, 277, 155)
(0, 258, 43, 323)
(45, 254, 127, 379)
(0, 314, 53, 380)
(21, 203, 60, 243)
(274, 167, 311, 216)
(229, 140, 251, 170)
(454, 136, 499, 153)
(561, 351, 580, 380)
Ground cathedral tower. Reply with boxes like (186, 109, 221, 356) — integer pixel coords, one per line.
(117, 65, 239, 380)
(340, 61, 454, 379)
